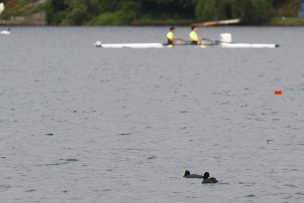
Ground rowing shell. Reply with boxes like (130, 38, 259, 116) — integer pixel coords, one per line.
(95, 41, 279, 49)
(98, 43, 163, 48)
(220, 43, 279, 48)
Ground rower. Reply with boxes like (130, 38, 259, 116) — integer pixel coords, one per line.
(189, 25, 201, 45)
(166, 26, 176, 45)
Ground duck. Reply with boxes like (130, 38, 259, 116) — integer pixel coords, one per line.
(202, 172, 218, 183)
(183, 170, 204, 179)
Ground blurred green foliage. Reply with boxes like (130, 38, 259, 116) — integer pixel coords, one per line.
(2, 0, 302, 25)
(194, 0, 274, 24)
(0, 0, 45, 18)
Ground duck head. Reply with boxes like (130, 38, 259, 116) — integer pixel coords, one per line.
(184, 170, 190, 176)
(203, 172, 210, 179)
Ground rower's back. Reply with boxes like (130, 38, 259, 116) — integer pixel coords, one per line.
(166, 26, 175, 45)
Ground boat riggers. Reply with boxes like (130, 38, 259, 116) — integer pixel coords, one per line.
(95, 33, 279, 49)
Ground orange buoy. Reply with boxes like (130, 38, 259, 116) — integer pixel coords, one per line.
(275, 89, 282, 95)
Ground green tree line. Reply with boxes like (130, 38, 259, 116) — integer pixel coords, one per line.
(45, 0, 287, 25)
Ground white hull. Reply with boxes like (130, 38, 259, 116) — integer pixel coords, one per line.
(98, 43, 163, 48)
(95, 41, 279, 49)
(221, 43, 278, 48)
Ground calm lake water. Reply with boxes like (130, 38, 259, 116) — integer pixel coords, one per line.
(1, 26, 304, 202)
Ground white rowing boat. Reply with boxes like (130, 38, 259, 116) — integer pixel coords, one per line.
(0, 30, 10, 35)
(95, 42, 278, 49)
(220, 43, 278, 48)
(95, 33, 279, 49)
(99, 43, 164, 48)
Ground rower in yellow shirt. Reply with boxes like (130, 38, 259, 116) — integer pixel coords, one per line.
(166, 26, 176, 45)
(189, 26, 202, 45)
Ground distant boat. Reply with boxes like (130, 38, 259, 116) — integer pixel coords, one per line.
(1, 28, 10, 35)
(192, 19, 240, 27)
(0, 2, 5, 15)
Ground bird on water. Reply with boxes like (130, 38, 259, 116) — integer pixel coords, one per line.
(183, 170, 204, 179)
(202, 172, 218, 183)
